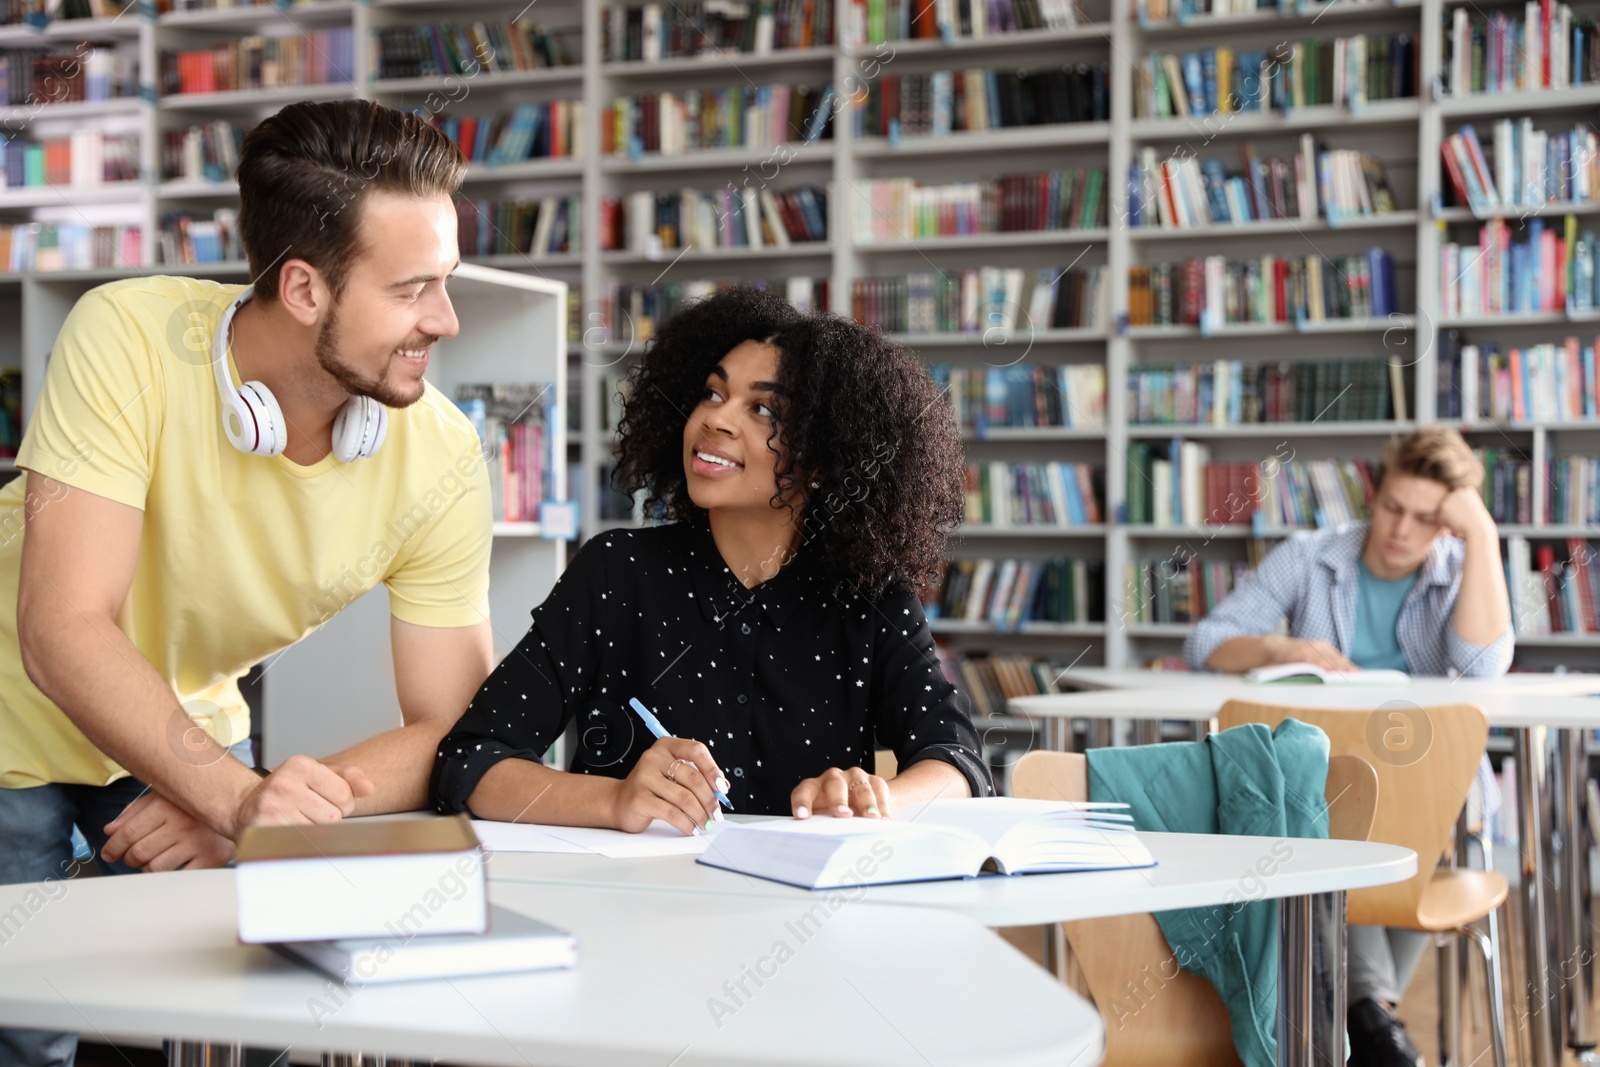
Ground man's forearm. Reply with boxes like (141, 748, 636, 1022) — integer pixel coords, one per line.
(1454, 527, 1511, 647)
(326, 720, 455, 816)
(22, 611, 256, 836)
(1206, 635, 1283, 673)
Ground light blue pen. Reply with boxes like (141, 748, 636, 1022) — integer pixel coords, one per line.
(628, 697, 734, 810)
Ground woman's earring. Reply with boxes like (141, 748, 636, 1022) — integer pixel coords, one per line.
(809, 480, 820, 489)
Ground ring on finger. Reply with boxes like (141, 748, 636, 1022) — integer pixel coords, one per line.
(850, 779, 871, 789)
(665, 758, 684, 783)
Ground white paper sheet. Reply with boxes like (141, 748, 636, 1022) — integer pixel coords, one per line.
(471, 819, 709, 857)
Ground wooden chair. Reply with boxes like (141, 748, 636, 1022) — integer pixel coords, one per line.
(1009, 747, 1379, 1067)
(1218, 700, 1509, 1067)
(874, 750, 897, 780)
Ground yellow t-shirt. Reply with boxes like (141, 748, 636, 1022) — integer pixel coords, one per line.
(0, 275, 493, 788)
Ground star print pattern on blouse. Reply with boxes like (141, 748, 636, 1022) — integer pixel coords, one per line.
(428, 518, 994, 816)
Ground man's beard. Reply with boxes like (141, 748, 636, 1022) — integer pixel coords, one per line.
(314, 306, 431, 410)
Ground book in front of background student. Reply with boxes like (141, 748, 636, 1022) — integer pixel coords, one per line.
(234, 815, 486, 945)
(696, 798, 1154, 890)
(272, 904, 578, 983)
(1244, 662, 1410, 685)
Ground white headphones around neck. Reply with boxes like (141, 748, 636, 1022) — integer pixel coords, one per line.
(212, 286, 388, 463)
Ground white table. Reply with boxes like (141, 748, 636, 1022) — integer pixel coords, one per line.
(1012, 671, 1600, 1067)
(0, 869, 1100, 1067)
(487, 827, 1415, 1067)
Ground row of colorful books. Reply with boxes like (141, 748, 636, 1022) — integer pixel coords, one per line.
(2, 222, 141, 273)
(1446, 4, 1597, 96)
(604, 1, 835, 60)
(1440, 120, 1599, 213)
(1129, 141, 1397, 228)
(962, 461, 1105, 529)
(603, 84, 833, 156)
(1506, 537, 1600, 635)
(927, 557, 1107, 629)
(456, 197, 579, 258)
(600, 277, 828, 346)
(0, 46, 134, 106)
(855, 65, 1108, 138)
(372, 21, 578, 80)
(1134, 36, 1417, 120)
(850, 266, 1107, 335)
(1438, 217, 1600, 318)
(3, 131, 136, 189)
(430, 102, 584, 165)
(159, 31, 354, 96)
(1122, 558, 1248, 626)
(1128, 249, 1399, 327)
(162, 121, 246, 185)
(1435, 332, 1600, 424)
(158, 209, 237, 265)
(1127, 358, 1404, 426)
(1475, 450, 1600, 526)
(854, 170, 1107, 242)
(929, 363, 1108, 434)
(1125, 442, 1379, 530)
(454, 383, 558, 525)
(934, 650, 1072, 721)
(605, 185, 827, 253)
(844, 0, 1080, 46)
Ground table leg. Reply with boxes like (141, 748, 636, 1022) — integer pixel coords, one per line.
(1310, 890, 1347, 1067)
(1560, 728, 1595, 1051)
(1086, 718, 1114, 750)
(1279, 894, 1314, 1067)
(166, 1042, 242, 1067)
(1133, 719, 1162, 746)
(1514, 725, 1561, 1067)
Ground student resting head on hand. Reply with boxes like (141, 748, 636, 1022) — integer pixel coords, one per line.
(429, 287, 995, 835)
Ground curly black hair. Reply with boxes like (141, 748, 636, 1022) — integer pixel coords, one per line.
(613, 287, 965, 601)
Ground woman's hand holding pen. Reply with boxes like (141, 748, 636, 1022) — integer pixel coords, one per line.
(612, 736, 728, 837)
(791, 766, 892, 820)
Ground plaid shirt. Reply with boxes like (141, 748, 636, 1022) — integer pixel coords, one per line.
(1185, 522, 1515, 678)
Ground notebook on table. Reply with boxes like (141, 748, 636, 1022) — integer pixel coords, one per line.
(1245, 663, 1410, 685)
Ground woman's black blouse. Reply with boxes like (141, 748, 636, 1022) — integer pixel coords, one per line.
(429, 520, 994, 816)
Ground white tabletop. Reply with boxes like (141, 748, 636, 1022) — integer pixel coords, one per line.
(1056, 668, 1600, 693)
(486, 830, 1416, 928)
(1015, 674, 1600, 728)
(0, 870, 1101, 1067)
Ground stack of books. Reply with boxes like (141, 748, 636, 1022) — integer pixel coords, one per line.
(455, 383, 559, 525)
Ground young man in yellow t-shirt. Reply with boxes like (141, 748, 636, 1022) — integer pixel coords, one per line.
(0, 101, 498, 1067)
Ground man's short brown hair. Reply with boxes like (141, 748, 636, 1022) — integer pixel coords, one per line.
(236, 100, 466, 302)
(1377, 426, 1483, 492)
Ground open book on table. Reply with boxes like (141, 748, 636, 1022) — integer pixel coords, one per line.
(1245, 662, 1410, 686)
(696, 797, 1154, 891)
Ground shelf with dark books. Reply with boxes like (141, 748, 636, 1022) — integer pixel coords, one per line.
(428, 102, 585, 167)
(0, 43, 137, 110)
(1128, 140, 1406, 229)
(962, 461, 1105, 529)
(1127, 358, 1408, 427)
(926, 556, 1108, 630)
(1132, 34, 1418, 122)
(603, 2, 836, 62)
(933, 651, 1090, 726)
(853, 266, 1107, 335)
(602, 84, 835, 157)
(371, 19, 579, 82)
(853, 170, 1108, 243)
(854, 64, 1110, 143)
(457, 196, 580, 260)
(1127, 249, 1403, 331)
(932, 363, 1107, 435)
(1123, 557, 1255, 626)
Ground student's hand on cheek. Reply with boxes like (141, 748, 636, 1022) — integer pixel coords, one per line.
(1437, 486, 1495, 541)
(611, 736, 727, 837)
(232, 754, 375, 833)
(791, 767, 892, 820)
(103, 793, 236, 872)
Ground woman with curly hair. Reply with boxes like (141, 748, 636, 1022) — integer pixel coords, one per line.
(429, 287, 993, 836)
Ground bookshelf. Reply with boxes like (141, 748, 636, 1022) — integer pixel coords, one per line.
(2, 0, 1595, 702)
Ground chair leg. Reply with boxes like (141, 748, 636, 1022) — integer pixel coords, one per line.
(1461, 923, 1509, 1067)
(1438, 935, 1461, 1066)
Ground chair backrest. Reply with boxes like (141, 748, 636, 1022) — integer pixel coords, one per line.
(1217, 700, 1488, 928)
(1010, 747, 1380, 1067)
(874, 749, 897, 780)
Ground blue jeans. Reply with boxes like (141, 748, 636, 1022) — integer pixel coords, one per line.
(0, 739, 254, 1067)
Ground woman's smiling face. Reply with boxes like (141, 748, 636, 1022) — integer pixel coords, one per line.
(682, 340, 790, 513)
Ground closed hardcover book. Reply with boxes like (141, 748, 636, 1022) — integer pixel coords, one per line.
(235, 815, 486, 944)
(272, 904, 578, 983)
